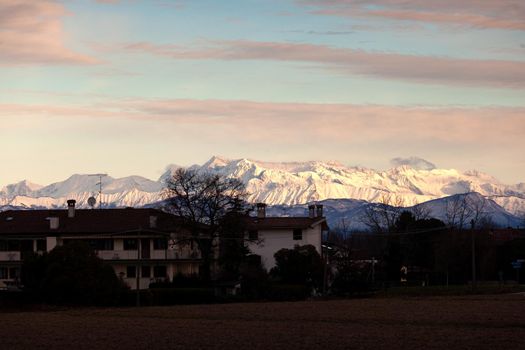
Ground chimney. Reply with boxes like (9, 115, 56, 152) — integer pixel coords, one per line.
(48, 217, 59, 230)
(67, 199, 76, 218)
(316, 204, 324, 218)
(149, 215, 158, 229)
(256, 203, 267, 218)
(308, 204, 316, 218)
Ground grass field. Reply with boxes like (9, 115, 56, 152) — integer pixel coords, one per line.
(1, 294, 525, 349)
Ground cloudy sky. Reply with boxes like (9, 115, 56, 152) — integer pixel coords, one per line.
(1, 0, 524, 185)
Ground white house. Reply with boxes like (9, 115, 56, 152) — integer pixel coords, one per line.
(244, 203, 328, 269)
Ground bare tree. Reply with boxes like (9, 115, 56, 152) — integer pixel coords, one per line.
(466, 193, 490, 229)
(411, 200, 431, 221)
(333, 218, 352, 239)
(326, 219, 360, 295)
(361, 193, 405, 233)
(519, 210, 525, 228)
(163, 168, 249, 282)
(445, 193, 489, 230)
(443, 193, 490, 288)
(445, 195, 473, 230)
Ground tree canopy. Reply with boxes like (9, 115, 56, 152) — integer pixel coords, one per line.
(22, 241, 126, 306)
(270, 245, 324, 289)
(163, 168, 249, 282)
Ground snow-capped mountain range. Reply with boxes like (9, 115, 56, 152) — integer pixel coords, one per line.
(194, 157, 525, 214)
(1, 156, 524, 222)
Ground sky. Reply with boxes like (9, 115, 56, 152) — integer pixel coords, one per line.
(1, 0, 524, 186)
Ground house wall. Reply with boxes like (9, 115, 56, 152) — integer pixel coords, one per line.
(112, 261, 199, 290)
(247, 225, 322, 270)
(1, 218, 325, 289)
(0, 235, 201, 290)
(46, 237, 57, 251)
(0, 238, 46, 289)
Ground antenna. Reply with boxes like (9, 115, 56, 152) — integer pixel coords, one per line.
(88, 173, 108, 209)
(88, 196, 97, 208)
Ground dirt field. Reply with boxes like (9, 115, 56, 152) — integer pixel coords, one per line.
(1, 294, 525, 349)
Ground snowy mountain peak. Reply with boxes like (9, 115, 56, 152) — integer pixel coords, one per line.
(0, 180, 43, 198)
(158, 164, 184, 183)
(1, 156, 524, 217)
(202, 155, 231, 169)
(194, 157, 525, 214)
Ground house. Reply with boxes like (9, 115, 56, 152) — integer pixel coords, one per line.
(244, 203, 329, 269)
(0, 200, 329, 290)
(0, 200, 201, 290)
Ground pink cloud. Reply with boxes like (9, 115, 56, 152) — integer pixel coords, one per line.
(3, 99, 524, 185)
(297, 1, 525, 31)
(2, 100, 524, 147)
(122, 40, 525, 88)
(0, 0, 98, 65)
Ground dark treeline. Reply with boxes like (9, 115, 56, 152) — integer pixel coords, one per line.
(326, 205, 525, 295)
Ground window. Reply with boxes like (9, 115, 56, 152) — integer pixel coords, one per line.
(7, 240, 20, 251)
(9, 267, 19, 279)
(248, 230, 259, 240)
(36, 239, 47, 252)
(20, 240, 33, 252)
(126, 266, 136, 278)
(104, 239, 114, 250)
(293, 229, 303, 240)
(0, 267, 8, 279)
(153, 266, 167, 278)
(87, 240, 96, 250)
(88, 239, 114, 251)
(123, 239, 138, 250)
(153, 238, 167, 250)
(0, 241, 7, 251)
(141, 266, 151, 278)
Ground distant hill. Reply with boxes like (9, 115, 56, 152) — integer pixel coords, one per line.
(265, 193, 522, 230)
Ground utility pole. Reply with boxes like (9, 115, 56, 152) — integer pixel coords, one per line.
(136, 229, 142, 307)
(371, 256, 375, 285)
(471, 219, 476, 291)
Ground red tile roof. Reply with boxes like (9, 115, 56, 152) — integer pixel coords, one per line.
(0, 209, 329, 236)
(0, 208, 183, 236)
(242, 216, 328, 230)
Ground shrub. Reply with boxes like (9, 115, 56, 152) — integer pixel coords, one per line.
(240, 255, 269, 299)
(270, 245, 323, 289)
(22, 241, 127, 306)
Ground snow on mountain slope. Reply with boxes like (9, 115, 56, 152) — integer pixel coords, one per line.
(490, 196, 525, 216)
(0, 156, 524, 216)
(0, 174, 162, 209)
(0, 180, 43, 198)
(32, 174, 162, 197)
(414, 192, 521, 228)
(196, 157, 525, 214)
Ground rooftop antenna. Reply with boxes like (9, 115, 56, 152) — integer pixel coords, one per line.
(88, 173, 108, 209)
(87, 196, 97, 209)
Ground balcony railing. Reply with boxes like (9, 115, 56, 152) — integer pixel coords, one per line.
(95, 250, 201, 260)
(0, 251, 21, 261)
(96, 250, 138, 260)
